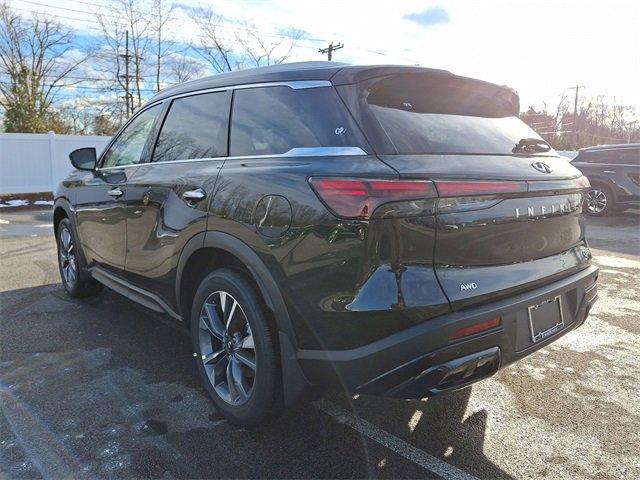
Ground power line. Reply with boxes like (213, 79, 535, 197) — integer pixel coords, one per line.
(318, 42, 343, 61)
(12, 0, 326, 47)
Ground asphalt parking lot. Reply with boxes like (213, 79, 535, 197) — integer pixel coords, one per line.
(1, 209, 639, 479)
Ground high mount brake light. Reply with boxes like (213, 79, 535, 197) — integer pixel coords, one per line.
(309, 178, 437, 219)
(435, 180, 526, 197)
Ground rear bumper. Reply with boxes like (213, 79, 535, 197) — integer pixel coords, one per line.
(296, 265, 598, 398)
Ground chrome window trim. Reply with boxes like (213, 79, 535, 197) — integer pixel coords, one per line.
(98, 147, 368, 170)
(148, 80, 332, 108)
(573, 162, 637, 167)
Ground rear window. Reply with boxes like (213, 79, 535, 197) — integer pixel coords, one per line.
(230, 86, 368, 157)
(357, 75, 546, 155)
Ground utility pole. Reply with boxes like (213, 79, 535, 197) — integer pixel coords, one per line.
(318, 42, 344, 61)
(119, 30, 132, 116)
(569, 84, 585, 149)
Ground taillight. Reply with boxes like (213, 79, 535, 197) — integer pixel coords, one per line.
(435, 180, 526, 197)
(574, 176, 590, 189)
(309, 178, 437, 219)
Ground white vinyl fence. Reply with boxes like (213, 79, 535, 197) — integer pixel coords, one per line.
(0, 132, 111, 195)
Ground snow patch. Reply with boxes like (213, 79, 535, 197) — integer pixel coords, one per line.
(0, 199, 29, 207)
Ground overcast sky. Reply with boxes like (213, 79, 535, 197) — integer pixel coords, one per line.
(11, 0, 640, 111)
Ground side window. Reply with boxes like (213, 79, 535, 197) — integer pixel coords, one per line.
(612, 149, 640, 165)
(101, 105, 160, 168)
(230, 86, 368, 157)
(577, 151, 602, 164)
(152, 91, 231, 162)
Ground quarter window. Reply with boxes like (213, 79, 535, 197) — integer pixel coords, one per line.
(152, 91, 231, 162)
(230, 86, 368, 157)
(102, 105, 160, 168)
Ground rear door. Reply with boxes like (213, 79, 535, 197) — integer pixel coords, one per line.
(337, 72, 592, 310)
(608, 148, 640, 202)
(123, 90, 231, 307)
(75, 105, 161, 275)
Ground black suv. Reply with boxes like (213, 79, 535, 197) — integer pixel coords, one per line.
(54, 62, 599, 425)
(570, 143, 640, 216)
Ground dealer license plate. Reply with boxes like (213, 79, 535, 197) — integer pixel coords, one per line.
(528, 295, 565, 343)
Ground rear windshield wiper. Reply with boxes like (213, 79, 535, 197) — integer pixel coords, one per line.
(512, 138, 551, 154)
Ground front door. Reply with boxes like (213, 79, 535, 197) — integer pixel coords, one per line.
(75, 104, 162, 275)
(123, 90, 231, 308)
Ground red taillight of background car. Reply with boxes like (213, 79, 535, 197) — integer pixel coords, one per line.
(309, 178, 437, 219)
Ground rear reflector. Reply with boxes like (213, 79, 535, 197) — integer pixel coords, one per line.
(309, 178, 437, 219)
(435, 180, 526, 197)
(451, 317, 502, 340)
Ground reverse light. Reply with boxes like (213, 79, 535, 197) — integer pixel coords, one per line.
(309, 178, 437, 219)
(451, 317, 502, 340)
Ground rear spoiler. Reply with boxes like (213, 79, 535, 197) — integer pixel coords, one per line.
(331, 65, 520, 116)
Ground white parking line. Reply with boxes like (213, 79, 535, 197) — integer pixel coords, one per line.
(314, 399, 480, 480)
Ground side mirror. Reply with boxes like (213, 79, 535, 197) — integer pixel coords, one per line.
(69, 147, 97, 171)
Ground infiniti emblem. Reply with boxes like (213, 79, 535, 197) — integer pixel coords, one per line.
(532, 161, 552, 174)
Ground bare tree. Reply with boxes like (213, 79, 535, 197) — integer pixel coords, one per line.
(0, 2, 86, 132)
(151, 0, 175, 92)
(235, 25, 304, 68)
(190, 7, 234, 73)
(167, 53, 206, 84)
(94, 0, 153, 113)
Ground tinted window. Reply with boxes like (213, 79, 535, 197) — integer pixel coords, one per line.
(360, 74, 546, 155)
(102, 105, 160, 168)
(576, 149, 640, 165)
(153, 91, 230, 162)
(573, 151, 598, 163)
(612, 148, 640, 165)
(230, 86, 368, 156)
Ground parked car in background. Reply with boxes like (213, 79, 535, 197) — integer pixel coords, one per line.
(53, 62, 598, 425)
(571, 143, 640, 216)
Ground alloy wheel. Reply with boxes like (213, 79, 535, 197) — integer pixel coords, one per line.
(586, 188, 607, 214)
(59, 227, 77, 287)
(198, 290, 256, 406)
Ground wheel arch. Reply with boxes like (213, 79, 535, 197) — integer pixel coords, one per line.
(53, 199, 73, 235)
(175, 231, 310, 405)
(176, 232, 288, 331)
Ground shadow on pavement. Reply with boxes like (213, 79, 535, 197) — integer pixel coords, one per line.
(585, 209, 640, 256)
(332, 388, 513, 479)
(0, 284, 433, 478)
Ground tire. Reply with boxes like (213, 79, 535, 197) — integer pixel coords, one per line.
(191, 268, 282, 426)
(56, 218, 103, 297)
(585, 185, 613, 216)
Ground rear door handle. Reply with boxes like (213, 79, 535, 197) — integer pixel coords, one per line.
(108, 187, 124, 198)
(182, 188, 206, 204)
(603, 170, 616, 174)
